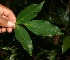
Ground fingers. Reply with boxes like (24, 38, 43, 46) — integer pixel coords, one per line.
(7, 20, 15, 27)
(7, 11, 16, 23)
(0, 16, 15, 33)
(0, 4, 16, 23)
(2, 28, 6, 32)
(0, 16, 8, 27)
(0, 4, 11, 16)
(0, 4, 16, 24)
(0, 16, 15, 27)
(7, 28, 12, 33)
(0, 28, 2, 33)
(0, 28, 6, 33)
(0, 27, 13, 33)
(0, 17, 14, 33)
(0, 4, 16, 33)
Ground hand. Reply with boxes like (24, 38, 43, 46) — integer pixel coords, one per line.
(0, 4, 16, 33)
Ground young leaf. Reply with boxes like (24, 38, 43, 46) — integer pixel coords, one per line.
(62, 36, 70, 54)
(14, 25, 33, 56)
(25, 20, 63, 36)
(17, 1, 45, 24)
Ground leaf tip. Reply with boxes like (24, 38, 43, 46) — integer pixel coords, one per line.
(40, 1, 45, 5)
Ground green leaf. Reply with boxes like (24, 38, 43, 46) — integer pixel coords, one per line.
(48, 50, 57, 60)
(25, 20, 63, 36)
(36, 50, 48, 59)
(17, 1, 45, 24)
(57, 8, 69, 24)
(2, 47, 17, 53)
(14, 25, 33, 56)
(10, 54, 17, 60)
(5, 54, 17, 60)
(62, 36, 70, 54)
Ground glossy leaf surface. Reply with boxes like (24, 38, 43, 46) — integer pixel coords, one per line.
(25, 20, 63, 36)
(14, 25, 33, 56)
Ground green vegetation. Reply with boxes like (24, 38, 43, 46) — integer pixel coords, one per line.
(0, 0, 70, 60)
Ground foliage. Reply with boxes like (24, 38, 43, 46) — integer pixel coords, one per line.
(15, 25, 33, 56)
(0, 0, 70, 60)
(62, 36, 70, 54)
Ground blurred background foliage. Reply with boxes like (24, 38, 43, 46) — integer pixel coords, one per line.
(0, 0, 70, 60)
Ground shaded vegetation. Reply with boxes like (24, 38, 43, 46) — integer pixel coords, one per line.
(0, 0, 70, 60)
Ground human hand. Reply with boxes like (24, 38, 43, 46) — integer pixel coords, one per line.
(0, 4, 16, 33)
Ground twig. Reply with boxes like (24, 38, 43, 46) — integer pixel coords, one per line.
(61, 0, 67, 7)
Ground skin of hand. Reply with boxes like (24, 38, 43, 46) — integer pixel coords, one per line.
(0, 4, 16, 33)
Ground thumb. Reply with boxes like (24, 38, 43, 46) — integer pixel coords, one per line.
(0, 16, 15, 27)
(7, 20, 15, 27)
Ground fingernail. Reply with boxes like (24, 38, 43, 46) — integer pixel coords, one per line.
(7, 21, 15, 27)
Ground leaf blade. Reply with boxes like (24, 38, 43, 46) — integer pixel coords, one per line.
(25, 20, 63, 36)
(62, 36, 70, 54)
(49, 50, 57, 60)
(14, 25, 33, 56)
(17, 1, 45, 24)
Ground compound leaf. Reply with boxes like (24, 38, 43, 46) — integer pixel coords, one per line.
(14, 25, 33, 56)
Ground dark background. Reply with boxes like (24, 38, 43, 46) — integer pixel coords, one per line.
(0, 0, 70, 60)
